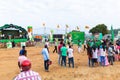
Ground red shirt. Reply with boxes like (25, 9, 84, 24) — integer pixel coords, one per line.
(58, 44, 63, 54)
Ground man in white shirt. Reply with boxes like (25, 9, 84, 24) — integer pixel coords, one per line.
(67, 45, 74, 68)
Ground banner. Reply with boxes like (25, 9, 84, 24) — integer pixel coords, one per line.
(69, 31, 85, 44)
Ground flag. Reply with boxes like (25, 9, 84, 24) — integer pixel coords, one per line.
(98, 33, 103, 40)
(111, 25, 114, 42)
(57, 25, 60, 28)
(85, 26, 89, 29)
(76, 26, 79, 30)
(43, 23, 45, 26)
(66, 24, 69, 28)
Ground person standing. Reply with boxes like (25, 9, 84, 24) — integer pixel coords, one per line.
(53, 39, 58, 53)
(92, 47, 98, 67)
(58, 41, 63, 65)
(19, 46, 27, 56)
(45, 39, 50, 53)
(61, 43, 68, 67)
(86, 44, 92, 67)
(78, 40, 82, 53)
(67, 45, 74, 68)
(41, 45, 50, 72)
(14, 60, 41, 80)
(83, 40, 87, 51)
(18, 50, 28, 70)
(108, 43, 114, 65)
(99, 45, 106, 66)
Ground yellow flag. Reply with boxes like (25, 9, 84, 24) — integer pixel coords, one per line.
(77, 26, 79, 30)
(85, 26, 89, 29)
(43, 23, 45, 26)
(57, 25, 60, 28)
(66, 24, 69, 28)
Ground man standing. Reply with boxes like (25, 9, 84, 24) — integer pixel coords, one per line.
(108, 43, 114, 65)
(58, 41, 63, 65)
(19, 46, 27, 56)
(68, 45, 74, 68)
(18, 50, 28, 70)
(78, 40, 82, 53)
(53, 39, 58, 53)
(61, 43, 68, 67)
(41, 45, 50, 72)
(14, 60, 41, 80)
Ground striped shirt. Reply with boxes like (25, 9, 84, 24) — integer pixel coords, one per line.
(14, 70, 41, 80)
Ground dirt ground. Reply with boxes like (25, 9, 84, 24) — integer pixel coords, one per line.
(0, 45, 120, 80)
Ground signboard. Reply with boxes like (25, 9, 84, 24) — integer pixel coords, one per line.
(69, 31, 85, 44)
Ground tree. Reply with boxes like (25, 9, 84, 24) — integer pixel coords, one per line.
(89, 24, 108, 35)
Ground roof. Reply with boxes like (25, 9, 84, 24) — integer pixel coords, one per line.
(0, 24, 27, 34)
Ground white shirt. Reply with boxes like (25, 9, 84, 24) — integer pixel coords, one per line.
(68, 48, 74, 58)
(45, 42, 49, 47)
(100, 48, 106, 56)
(92, 49, 98, 58)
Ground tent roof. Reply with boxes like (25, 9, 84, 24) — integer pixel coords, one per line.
(0, 24, 27, 34)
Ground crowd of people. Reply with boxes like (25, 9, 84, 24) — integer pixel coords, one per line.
(86, 39, 120, 67)
(13, 38, 120, 80)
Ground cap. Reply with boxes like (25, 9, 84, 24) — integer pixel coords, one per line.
(21, 60, 31, 67)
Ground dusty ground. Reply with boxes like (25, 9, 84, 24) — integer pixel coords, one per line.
(0, 45, 120, 80)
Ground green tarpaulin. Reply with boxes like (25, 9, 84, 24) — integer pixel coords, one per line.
(69, 31, 85, 44)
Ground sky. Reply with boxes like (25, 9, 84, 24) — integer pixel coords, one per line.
(0, 0, 120, 34)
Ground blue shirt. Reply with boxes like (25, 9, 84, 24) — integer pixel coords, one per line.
(19, 49, 25, 55)
(41, 48, 49, 60)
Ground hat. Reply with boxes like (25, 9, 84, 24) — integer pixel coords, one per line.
(21, 60, 31, 67)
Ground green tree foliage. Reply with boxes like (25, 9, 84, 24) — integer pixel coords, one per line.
(89, 24, 108, 35)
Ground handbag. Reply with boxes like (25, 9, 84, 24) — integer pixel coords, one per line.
(48, 60, 52, 65)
